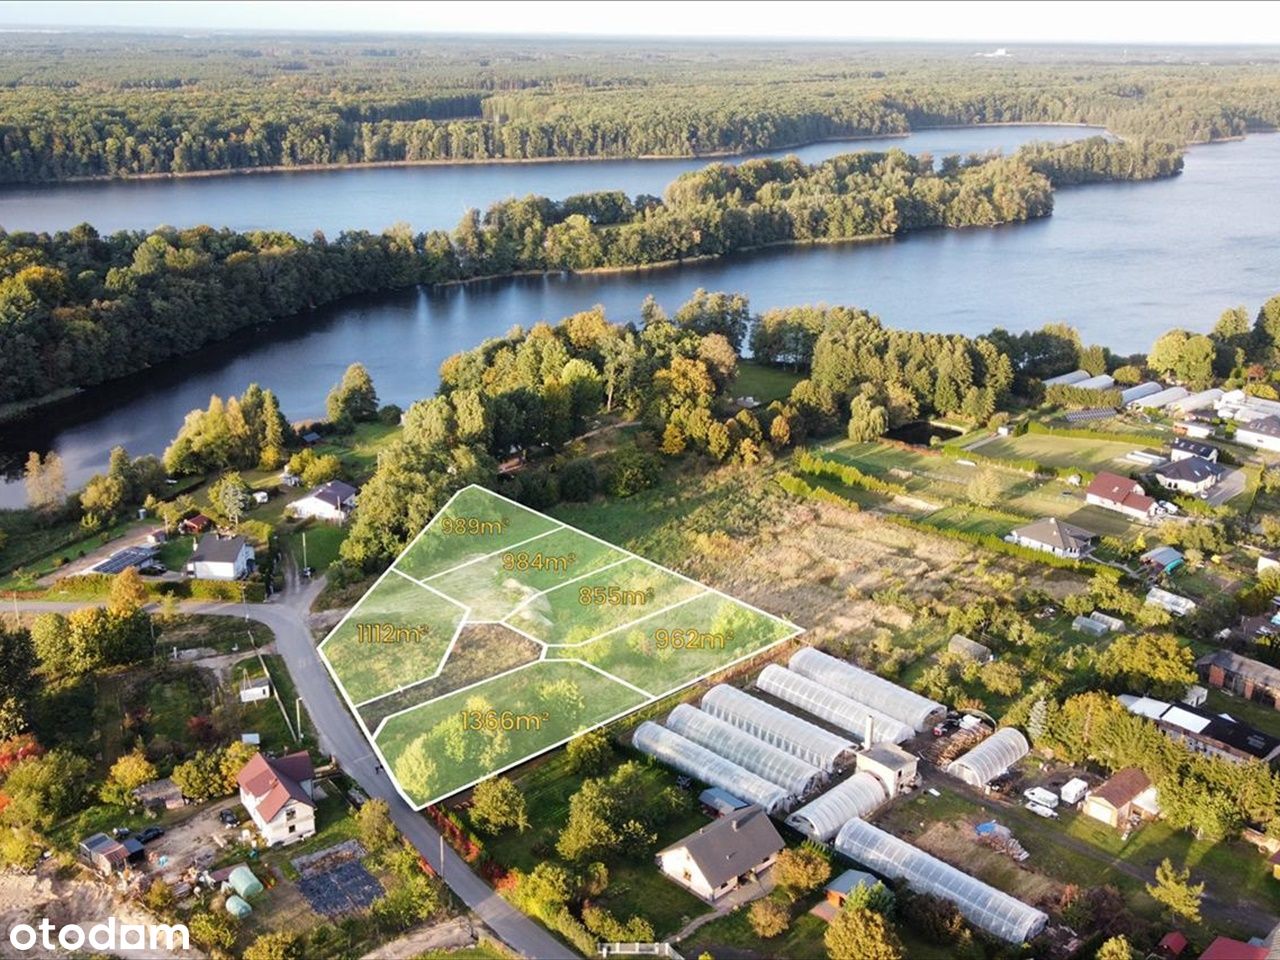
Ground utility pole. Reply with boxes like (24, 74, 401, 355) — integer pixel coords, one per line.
(296, 697, 304, 741)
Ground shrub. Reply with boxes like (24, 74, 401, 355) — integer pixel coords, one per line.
(748, 897, 791, 938)
(604, 448, 661, 497)
(559, 457, 600, 501)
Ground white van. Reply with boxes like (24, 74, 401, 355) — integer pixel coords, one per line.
(1023, 786, 1060, 809)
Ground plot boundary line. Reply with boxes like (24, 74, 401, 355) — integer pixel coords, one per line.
(419, 524, 567, 583)
(535, 589, 711, 648)
(319, 484, 805, 810)
(501, 554, 635, 618)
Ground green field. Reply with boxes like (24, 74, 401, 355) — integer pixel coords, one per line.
(729, 361, 804, 405)
(322, 485, 800, 807)
(978, 432, 1161, 473)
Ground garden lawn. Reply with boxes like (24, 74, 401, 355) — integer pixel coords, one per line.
(681, 894, 828, 960)
(978, 432, 1158, 474)
(729, 362, 803, 405)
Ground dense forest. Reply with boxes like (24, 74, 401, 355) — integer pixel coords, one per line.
(0, 33, 1272, 182)
(0, 138, 1173, 407)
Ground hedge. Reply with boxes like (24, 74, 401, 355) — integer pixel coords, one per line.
(1026, 419, 1164, 449)
(793, 450, 909, 497)
(776, 472, 861, 511)
(56, 573, 267, 603)
(1045, 384, 1123, 409)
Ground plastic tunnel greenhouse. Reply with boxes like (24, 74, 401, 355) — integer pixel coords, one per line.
(666, 704, 825, 798)
(785, 772, 888, 841)
(834, 818, 1048, 943)
(632, 721, 791, 814)
(789, 647, 946, 733)
(946, 728, 1030, 787)
(699, 685, 855, 771)
(755, 665, 914, 744)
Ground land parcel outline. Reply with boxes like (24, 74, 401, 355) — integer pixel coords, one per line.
(319, 485, 802, 808)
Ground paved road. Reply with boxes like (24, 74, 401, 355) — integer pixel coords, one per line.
(11, 581, 576, 960)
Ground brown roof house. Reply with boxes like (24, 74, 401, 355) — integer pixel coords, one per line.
(1085, 473, 1158, 521)
(1007, 517, 1095, 559)
(237, 751, 316, 846)
(656, 804, 783, 902)
(1082, 768, 1159, 829)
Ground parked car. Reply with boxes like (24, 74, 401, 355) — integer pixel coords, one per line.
(1025, 801, 1059, 819)
(137, 827, 165, 844)
(219, 809, 240, 828)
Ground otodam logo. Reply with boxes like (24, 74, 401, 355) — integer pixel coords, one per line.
(7, 918, 191, 953)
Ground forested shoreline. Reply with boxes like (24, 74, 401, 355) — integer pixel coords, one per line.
(0, 33, 1268, 183)
(0, 138, 1178, 408)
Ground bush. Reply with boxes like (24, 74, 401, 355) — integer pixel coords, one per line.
(378, 404, 403, 424)
(559, 457, 600, 502)
(604, 448, 661, 498)
(748, 897, 791, 938)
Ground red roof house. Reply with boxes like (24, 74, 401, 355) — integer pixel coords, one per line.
(1199, 937, 1267, 960)
(236, 751, 316, 846)
(1085, 472, 1158, 520)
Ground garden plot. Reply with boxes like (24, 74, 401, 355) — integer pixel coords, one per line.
(320, 485, 801, 808)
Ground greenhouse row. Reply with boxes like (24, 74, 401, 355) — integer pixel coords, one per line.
(700, 684, 856, 771)
(789, 647, 947, 733)
(834, 817, 1049, 943)
(946, 728, 1030, 787)
(665, 704, 826, 798)
(632, 721, 792, 814)
(785, 772, 888, 841)
(756, 664, 914, 745)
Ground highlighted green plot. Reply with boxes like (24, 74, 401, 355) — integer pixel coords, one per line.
(507, 556, 705, 645)
(374, 660, 647, 806)
(320, 573, 465, 704)
(394, 485, 562, 581)
(428, 526, 628, 620)
(320, 485, 803, 808)
(549, 591, 798, 695)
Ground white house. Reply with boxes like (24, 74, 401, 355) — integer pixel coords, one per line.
(237, 751, 316, 847)
(656, 805, 783, 902)
(187, 535, 254, 581)
(289, 480, 358, 524)
(1152, 456, 1225, 495)
(1170, 437, 1218, 463)
(1237, 416, 1280, 453)
(1007, 517, 1095, 559)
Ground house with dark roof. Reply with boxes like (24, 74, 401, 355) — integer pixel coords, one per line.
(1085, 472, 1158, 520)
(1237, 415, 1280, 453)
(1007, 517, 1095, 559)
(289, 480, 358, 524)
(1121, 694, 1280, 765)
(1152, 456, 1225, 495)
(187, 534, 254, 581)
(1197, 649, 1280, 709)
(1170, 437, 1218, 462)
(656, 804, 783, 902)
(237, 751, 316, 846)
(1081, 768, 1159, 829)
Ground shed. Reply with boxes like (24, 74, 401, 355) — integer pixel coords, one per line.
(1082, 767, 1157, 829)
(227, 865, 264, 898)
(855, 743, 918, 798)
(132, 777, 185, 812)
(948, 634, 993, 663)
(225, 895, 253, 919)
(1141, 545, 1185, 575)
(699, 787, 749, 818)
(824, 868, 879, 908)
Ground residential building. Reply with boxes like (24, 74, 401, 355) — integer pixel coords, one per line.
(1121, 694, 1280, 764)
(856, 742, 918, 798)
(187, 534, 254, 581)
(1197, 649, 1280, 709)
(1237, 415, 1280, 453)
(1007, 517, 1095, 559)
(237, 751, 317, 846)
(1198, 937, 1267, 960)
(1170, 437, 1219, 462)
(1152, 456, 1225, 495)
(1081, 767, 1158, 828)
(656, 804, 783, 902)
(1085, 473, 1157, 520)
(289, 480, 358, 524)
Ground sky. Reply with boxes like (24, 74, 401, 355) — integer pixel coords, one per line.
(0, 1, 1274, 46)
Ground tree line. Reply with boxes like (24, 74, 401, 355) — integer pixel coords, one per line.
(0, 140, 1178, 408)
(0, 33, 1270, 181)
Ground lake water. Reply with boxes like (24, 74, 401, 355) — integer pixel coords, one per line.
(4, 125, 1280, 508)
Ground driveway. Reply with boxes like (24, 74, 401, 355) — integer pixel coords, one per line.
(1204, 468, 1246, 507)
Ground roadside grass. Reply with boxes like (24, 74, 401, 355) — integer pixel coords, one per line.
(158, 614, 272, 655)
(729, 361, 803, 406)
(280, 518, 348, 574)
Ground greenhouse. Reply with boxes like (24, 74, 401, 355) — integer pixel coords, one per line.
(699, 684, 855, 771)
(785, 772, 888, 841)
(756, 665, 914, 744)
(834, 818, 1048, 943)
(946, 728, 1030, 787)
(632, 721, 791, 814)
(665, 704, 825, 798)
(789, 647, 946, 732)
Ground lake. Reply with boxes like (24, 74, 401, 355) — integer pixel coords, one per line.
(4, 125, 1279, 508)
